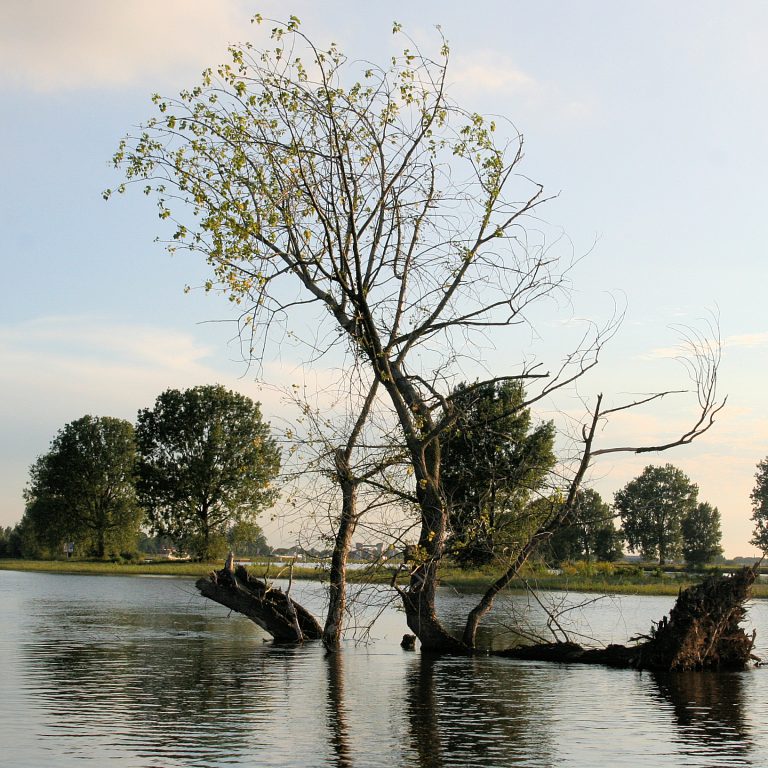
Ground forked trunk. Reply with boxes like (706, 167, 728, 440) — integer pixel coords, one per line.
(402, 479, 468, 653)
(402, 561, 468, 653)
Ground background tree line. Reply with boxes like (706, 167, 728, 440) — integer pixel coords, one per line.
(438, 388, 725, 569)
(547, 464, 723, 569)
(8, 385, 279, 561)
(4, 378, 733, 569)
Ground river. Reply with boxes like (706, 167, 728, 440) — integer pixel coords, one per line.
(1, 569, 766, 767)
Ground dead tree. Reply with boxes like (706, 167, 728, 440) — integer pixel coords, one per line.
(461, 343, 724, 651)
(498, 566, 758, 671)
(197, 564, 321, 642)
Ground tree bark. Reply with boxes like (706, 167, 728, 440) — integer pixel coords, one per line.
(196, 565, 322, 642)
(402, 476, 469, 653)
(402, 561, 469, 654)
(323, 452, 359, 650)
(497, 567, 759, 671)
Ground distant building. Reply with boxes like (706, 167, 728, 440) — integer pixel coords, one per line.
(272, 546, 305, 561)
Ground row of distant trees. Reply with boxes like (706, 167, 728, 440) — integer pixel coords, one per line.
(393, 380, 724, 569)
(3, 377, 735, 568)
(550, 456, 768, 568)
(548, 465, 723, 568)
(8, 384, 280, 561)
(448, 443, 723, 569)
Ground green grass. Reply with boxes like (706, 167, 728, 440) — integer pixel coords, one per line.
(2, 558, 766, 598)
(0, 558, 215, 577)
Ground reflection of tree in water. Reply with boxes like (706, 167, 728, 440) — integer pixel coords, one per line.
(324, 652, 352, 768)
(651, 671, 755, 764)
(404, 654, 556, 767)
(21, 602, 307, 766)
(405, 655, 445, 768)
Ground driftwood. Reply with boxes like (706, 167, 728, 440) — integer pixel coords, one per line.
(497, 567, 759, 671)
(196, 565, 322, 643)
(197, 562, 759, 667)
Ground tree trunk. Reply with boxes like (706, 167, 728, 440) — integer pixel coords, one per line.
(196, 565, 322, 642)
(402, 560, 469, 654)
(461, 530, 551, 648)
(323, 453, 358, 650)
(377, 361, 467, 652)
(497, 567, 759, 671)
(200, 503, 210, 561)
(403, 479, 468, 654)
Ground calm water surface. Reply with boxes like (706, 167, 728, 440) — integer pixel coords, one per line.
(1, 569, 766, 767)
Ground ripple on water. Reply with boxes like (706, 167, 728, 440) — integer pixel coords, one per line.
(1, 570, 766, 767)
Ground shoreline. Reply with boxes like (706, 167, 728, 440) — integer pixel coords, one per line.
(2, 558, 766, 598)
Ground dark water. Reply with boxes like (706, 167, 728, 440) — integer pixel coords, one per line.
(1, 570, 767, 767)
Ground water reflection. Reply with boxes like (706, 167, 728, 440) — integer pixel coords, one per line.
(651, 671, 755, 765)
(324, 651, 352, 768)
(403, 654, 556, 767)
(21, 606, 272, 765)
(405, 655, 445, 767)
(4, 571, 768, 768)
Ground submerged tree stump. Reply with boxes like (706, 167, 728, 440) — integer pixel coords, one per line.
(498, 567, 759, 671)
(196, 565, 322, 643)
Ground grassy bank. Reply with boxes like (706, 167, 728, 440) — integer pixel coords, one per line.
(2, 558, 767, 598)
(0, 558, 216, 577)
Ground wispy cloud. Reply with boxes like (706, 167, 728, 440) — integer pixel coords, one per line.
(641, 344, 688, 360)
(449, 50, 592, 121)
(643, 330, 768, 360)
(723, 332, 768, 349)
(0, 0, 248, 91)
(450, 52, 537, 93)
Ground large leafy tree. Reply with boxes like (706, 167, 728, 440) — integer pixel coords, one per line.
(227, 520, 271, 558)
(112, 18, 723, 650)
(547, 488, 623, 564)
(614, 464, 698, 565)
(442, 381, 555, 566)
(24, 416, 141, 558)
(681, 501, 723, 567)
(136, 385, 280, 560)
(750, 457, 768, 551)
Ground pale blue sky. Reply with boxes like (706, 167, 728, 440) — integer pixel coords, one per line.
(2, 1, 767, 555)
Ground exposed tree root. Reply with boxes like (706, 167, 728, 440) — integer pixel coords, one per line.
(497, 567, 759, 671)
(198, 563, 759, 669)
(196, 565, 322, 643)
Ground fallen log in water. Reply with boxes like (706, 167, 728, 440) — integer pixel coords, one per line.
(196, 564, 322, 643)
(497, 567, 759, 671)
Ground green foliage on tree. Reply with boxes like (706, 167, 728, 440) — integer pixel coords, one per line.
(23, 416, 142, 559)
(441, 381, 555, 566)
(681, 501, 723, 567)
(136, 385, 280, 561)
(5, 516, 41, 559)
(546, 488, 623, 564)
(750, 457, 768, 552)
(138, 531, 186, 558)
(227, 520, 271, 558)
(0, 526, 20, 558)
(614, 464, 698, 565)
(0, 527, 9, 557)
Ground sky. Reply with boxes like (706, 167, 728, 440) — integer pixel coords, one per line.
(2, 0, 767, 557)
